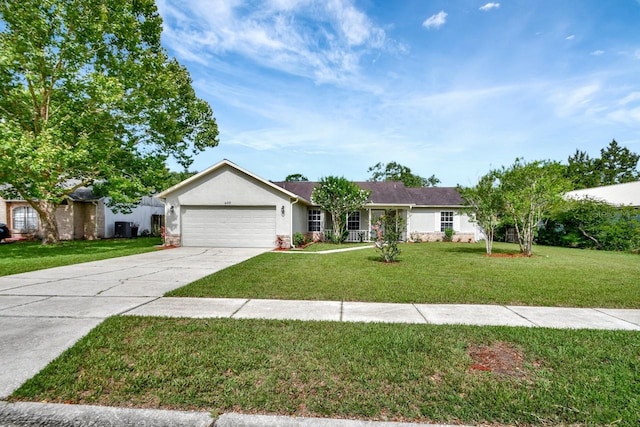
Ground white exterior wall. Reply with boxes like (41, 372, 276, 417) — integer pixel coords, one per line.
(291, 202, 308, 235)
(0, 198, 7, 224)
(163, 165, 293, 246)
(565, 181, 640, 207)
(103, 196, 164, 237)
(408, 207, 478, 242)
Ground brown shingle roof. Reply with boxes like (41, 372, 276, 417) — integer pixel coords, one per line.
(272, 181, 464, 206)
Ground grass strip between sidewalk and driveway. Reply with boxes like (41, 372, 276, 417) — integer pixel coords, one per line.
(167, 242, 640, 308)
(11, 316, 640, 426)
(0, 237, 162, 276)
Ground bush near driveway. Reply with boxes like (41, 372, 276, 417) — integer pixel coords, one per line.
(167, 242, 640, 308)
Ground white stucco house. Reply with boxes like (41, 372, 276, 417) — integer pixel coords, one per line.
(157, 159, 479, 248)
(564, 180, 640, 207)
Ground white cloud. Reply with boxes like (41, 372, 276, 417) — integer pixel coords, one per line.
(590, 50, 605, 56)
(565, 34, 575, 40)
(550, 84, 601, 117)
(156, 0, 389, 86)
(619, 92, 640, 105)
(479, 3, 500, 11)
(422, 11, 447, 30)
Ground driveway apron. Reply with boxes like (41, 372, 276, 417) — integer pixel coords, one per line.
(0, 247, 267, 398)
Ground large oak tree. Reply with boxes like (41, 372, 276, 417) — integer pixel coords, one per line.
(0, 0, 218, 243)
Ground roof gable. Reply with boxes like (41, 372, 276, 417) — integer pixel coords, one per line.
(158, 159, 306, 202)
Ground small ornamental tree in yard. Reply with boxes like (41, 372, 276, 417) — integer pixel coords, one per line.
(372, 210, 406, 262)
(311, 177, 370, 243)
(458, 170, 503, 255)
(0, 0, 218, 244)
(498, 159, 571, 256)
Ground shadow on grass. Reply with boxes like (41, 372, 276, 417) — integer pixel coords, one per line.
(0, 238, 161, 260)
(437, 243, 522, 256)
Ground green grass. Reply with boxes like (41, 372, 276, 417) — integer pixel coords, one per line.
(296, 242, 372, 252)
(0, 237, 162, 276)
(167, 242, 640, 308)
(11, 316, 640, 426)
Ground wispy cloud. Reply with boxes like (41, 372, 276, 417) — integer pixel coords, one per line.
(479, 3, 500, 12)
(156, 0, 390, 86)
(565, 34, 575, 40)
(590, 50, 605, 56)
(422, 11, 447, 29)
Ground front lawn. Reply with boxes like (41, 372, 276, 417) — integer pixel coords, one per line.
(0, 237, 162, 276)
(11, 316, 640, 426)
(167, 242, 640, 308)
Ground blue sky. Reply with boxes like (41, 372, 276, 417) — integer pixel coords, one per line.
(157, 0, 640, 186)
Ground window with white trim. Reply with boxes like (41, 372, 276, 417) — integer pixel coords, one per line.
(13, 206, 39, 232)
(308, 209, 321, 232)
(347, 211, 360, 231)
(440, 211, 454, 232)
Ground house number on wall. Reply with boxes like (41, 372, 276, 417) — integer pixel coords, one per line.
(224, 201, 232, 205)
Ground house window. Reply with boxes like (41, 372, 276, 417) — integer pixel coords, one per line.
(347, 211, 360, 231)
(308, 209, 321, 232)
(13, 206, 39, 232)
(440, 211, 454, 232)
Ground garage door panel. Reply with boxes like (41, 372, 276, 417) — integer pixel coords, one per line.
(182, 206, 276, 247)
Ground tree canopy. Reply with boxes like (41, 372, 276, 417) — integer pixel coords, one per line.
(565, 140, 640, 190)
(285, 173, 308, 182)
(311, 176, 370, 243)
(367, 161, 440, 187)
(0, 0, 218, 243)
(458, 170, 503, 255)
(498, 159, 571, 256)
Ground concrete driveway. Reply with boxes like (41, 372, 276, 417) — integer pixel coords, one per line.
(0, 247, 267, 399)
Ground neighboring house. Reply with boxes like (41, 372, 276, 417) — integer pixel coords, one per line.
(564, 181, 640, 207)
(157, 159, 479, 248)
(0, 187, 164, 240)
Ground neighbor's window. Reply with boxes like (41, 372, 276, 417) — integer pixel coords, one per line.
(440, 211, 454, 232)
(12, 206, 39, 232)
(347, 211, 360, 231)
(308, 209, 321, 232)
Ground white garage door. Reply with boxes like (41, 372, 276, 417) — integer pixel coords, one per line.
(182, 206, 276, 247)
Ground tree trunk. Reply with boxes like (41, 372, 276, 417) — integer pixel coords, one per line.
(35, 200, 60, 244)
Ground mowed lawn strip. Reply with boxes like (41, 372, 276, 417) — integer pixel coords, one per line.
(11, 316, 640, 426)
(0, 237, 162, 276)
(167, 242, 640, 308)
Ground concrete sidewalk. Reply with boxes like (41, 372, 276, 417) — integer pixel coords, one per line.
(123, 297, 640, 330)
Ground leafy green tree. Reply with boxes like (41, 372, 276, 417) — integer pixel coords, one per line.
(539, 198, 640, 251)
(372, 209, 406, 262)
(285, 173, 308, 182)
(565, 140, 640, 189)
(311, 177, 370, 243)
(0, 0, 218, 244)
(499, 159, 571, 256)
(458, 170, 503, 255)
(367, 161, 440, 187)
(162, 170, 199, 190)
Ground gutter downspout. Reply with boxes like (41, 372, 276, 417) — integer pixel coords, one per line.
(91, 201, 99, 240)
(290, 197, 299, 248)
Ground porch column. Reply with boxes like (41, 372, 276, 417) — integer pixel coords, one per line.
(368, 208, 372, 240)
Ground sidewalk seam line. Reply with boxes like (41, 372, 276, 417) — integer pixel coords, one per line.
(412, 303, 430, 324)
(117, 296, 162, 316)
(504, 305, 540, 327)
(593, 308, 640, 327)
(230, 299, 251, 318)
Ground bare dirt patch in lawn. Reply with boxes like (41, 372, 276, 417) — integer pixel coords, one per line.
(468, 341, 540, 379)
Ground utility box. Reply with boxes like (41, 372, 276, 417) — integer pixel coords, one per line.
(114, 221, 132, 238)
